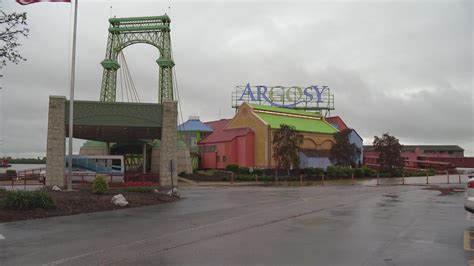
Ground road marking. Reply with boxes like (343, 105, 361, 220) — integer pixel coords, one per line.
(0, 234, 5, 240)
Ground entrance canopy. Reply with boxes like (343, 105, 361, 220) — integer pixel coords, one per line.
(65, 100, 163, 142)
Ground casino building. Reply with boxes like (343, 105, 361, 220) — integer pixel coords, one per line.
(197, 103, 339, 169)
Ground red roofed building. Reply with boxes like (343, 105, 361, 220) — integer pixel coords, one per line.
(326, 116, 349, 131)
(199, 119, 255, 169)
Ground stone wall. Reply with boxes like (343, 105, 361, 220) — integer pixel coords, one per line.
(46, 96, 66, 187)
(159, 101, 178, 187)
(150, 147, 160, 174)
(177, 147, 192, 174)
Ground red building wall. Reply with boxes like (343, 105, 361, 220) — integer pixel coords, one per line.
(200, 132, 255, 169)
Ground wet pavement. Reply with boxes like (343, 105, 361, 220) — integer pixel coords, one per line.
(0, 184, 472, 265)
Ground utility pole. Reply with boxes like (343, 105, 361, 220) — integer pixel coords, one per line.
(67, 0, 79, 190)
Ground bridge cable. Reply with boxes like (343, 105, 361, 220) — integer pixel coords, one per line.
(118, 50, 141, 103)
(169, 40, 184, 127)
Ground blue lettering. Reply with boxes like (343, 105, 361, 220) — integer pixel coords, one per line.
(312, 85, 325, 102)
(239, 83, 256, 101)
(257, 85, 271, 103)
(304, 87, 314, 102)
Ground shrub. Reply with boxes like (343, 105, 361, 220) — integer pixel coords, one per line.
(6, 169, 16, 175)
(195, 170, 213, 176)
(341, 167, 353, 177)
(123, 187, 155, 193)
(314, 167, 324, 177)
(178, 171, 186, 177)
(252, 168, 264, 176)
(362, 166, 375, 177)
(92, 175, 109, 194)
(236, 175, 254, 182)
(225, 164, 239, 173)
(4, 190, 55, 210)
(304, 167, 315, 176)
(238, 167, 250, 174)
(326, 165, 345, 178)
(353, 168, 364, 178)
(259, 175, 274, 182)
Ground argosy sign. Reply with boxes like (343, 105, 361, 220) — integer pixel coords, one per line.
(238, 83, 329, 108)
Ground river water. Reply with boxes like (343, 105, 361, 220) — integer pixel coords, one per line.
(0, 164, 45, 173)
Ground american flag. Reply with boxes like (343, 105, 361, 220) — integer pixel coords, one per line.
(16, 0, 71, 5)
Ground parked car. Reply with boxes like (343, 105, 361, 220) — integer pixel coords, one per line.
(465, 176, 474, 213)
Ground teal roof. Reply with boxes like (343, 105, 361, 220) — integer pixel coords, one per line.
(178, 118, 213, 132)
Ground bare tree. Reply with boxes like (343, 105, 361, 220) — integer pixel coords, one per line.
(0, 11, 29, 66)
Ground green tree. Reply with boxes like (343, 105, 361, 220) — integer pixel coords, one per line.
(329, 129, 360, 167)
(272, 124, 304, 175)
(373, 133, 405, 173)
(0, 11, 29, 66)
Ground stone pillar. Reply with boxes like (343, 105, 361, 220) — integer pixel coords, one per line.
(150, 146, 161, 174)
(159, 101, 178, 187)
(46, 96, 66, 187)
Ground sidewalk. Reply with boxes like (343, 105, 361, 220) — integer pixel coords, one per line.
(178, 174, 470, 187)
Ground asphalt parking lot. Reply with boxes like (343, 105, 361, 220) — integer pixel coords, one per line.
(0, 183, 472, 265)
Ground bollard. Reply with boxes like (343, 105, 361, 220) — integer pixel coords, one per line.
(377, 173, 379, 186)
(352, 174, 354, 185)
(459, 174, 461, 184)
(231, 172, 234, 184)
(426, 172, 429, 185)
(447, 171, 450, 184)
(255, 174, 258, 183)
(300, 174, 303, 186)
(402, 172, 405, 185)
(322, 174, 325, 186)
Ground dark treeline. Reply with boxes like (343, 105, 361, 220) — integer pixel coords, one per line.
(2, 157, 46, 164)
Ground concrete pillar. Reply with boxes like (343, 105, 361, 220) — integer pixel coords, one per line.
(46, 96, 66, 187)
(159, 101, 178, 187)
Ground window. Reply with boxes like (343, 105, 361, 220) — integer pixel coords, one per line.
(223, 156, 227, 162)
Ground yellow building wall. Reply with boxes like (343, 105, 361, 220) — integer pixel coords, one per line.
(227, 103, 336, 169)
(268, 130, 336, 168)
(226, 103, 269, 168)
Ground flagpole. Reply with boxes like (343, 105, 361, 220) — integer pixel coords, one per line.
(67, 0, 78, 190)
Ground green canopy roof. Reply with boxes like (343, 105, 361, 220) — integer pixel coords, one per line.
(250, 104, 320, 117)
(251, 105, 337, 134)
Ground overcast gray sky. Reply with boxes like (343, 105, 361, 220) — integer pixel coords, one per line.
(0, 0, 473, 157)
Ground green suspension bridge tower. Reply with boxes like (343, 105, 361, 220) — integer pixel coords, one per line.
(100, 15, 175, 103)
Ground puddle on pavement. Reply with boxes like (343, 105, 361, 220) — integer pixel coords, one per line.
(423, 186, 465, 196)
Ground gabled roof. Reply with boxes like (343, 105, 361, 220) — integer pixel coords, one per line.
(249, 104, 337, 134)
(199, 119, 253, 144)
(178, 117, 213, 132)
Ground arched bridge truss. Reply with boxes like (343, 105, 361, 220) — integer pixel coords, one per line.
(100, 15, 175, 103)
